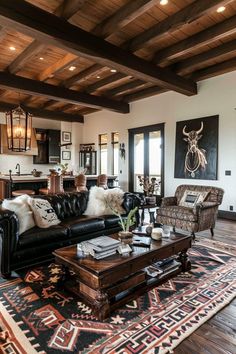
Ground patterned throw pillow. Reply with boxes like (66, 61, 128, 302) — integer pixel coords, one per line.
(29, 198, 60, 228)
(179, 190, 208, 208)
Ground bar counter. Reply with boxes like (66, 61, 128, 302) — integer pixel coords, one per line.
(0, 175, 117, 199)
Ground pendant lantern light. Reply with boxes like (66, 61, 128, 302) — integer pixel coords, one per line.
(6, 105, 32, 152)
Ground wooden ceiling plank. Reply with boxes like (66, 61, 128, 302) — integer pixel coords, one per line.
(42, 100, 60, 109)
(123, 86, 166, 102)
(8, 40, 45, 74)
(126, 0, 234, 52)
(0, 71, 129, 113)
(6, 0, 87, 76)
(154, 14, 236, 64)
(0, 0, 197, 96)
(175, 39, 236, 75)
(106, 79, 145, 97)
(62, 64, 102, 88)
(38, 53, 77, 81)
(86, 73, 126, 93)
(55, 0, 87, 20)
(192, 57, 236, 81)
(0, 101, 84, 122)
(93, 0, 157, 39)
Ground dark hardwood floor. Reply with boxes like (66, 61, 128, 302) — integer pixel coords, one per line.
(175, 218, 236, 354)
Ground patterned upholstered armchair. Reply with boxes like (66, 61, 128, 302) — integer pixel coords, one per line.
(157, 185, 224, 239)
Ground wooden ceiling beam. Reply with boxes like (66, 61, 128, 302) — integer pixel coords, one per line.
(55, 0, 87, 20)
(62, 64, 102, 88)
(175, 39, 236, 75)
(0, 71, 129, 113)
(93, 0, 157, 39)
(192, 57, 236, 81)
(114, 38, 236, 98)
(38, 53, 77, 81)
(6, 0, 86, 76)
(125, 0, 234, 52)
(123, 55, 236, 102)
(8, 40, 45, 74)
(86, 73, 126, 93)
(106, 79, 145, 97)
(154, 14, 236, 64)
(52, 1, 157, 89)
(0, 0, 197, 96)
(0, 101, 84, 122)
(123, 86, 166, 102)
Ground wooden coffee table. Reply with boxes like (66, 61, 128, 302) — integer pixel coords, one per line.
(53, 233, 192, 320)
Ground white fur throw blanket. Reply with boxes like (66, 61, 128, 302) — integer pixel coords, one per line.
(84, 186, 125, 216)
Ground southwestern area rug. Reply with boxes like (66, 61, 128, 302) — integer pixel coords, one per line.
(0, 239, 236, 354)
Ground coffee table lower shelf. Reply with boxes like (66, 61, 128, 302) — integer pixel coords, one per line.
(61, 265, 183, 321)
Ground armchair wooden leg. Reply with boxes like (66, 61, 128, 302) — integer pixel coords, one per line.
(210, 227, 214, 237)
(173, 226, 176, 232)
(1, 272, 12, 279)
(191, 232, 195, 241)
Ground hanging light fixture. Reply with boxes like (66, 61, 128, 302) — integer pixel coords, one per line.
(6, 105, 32, 152)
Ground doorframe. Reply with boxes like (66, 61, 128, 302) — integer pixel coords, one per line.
(128, 123, 165, 204)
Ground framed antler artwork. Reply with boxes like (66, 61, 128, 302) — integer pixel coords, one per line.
(174, 115, 219, 180)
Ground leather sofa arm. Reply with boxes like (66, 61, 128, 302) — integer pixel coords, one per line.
(122, 193, 141, 214)
(0, 208, 19, 276)
(161, 196, 177, 207)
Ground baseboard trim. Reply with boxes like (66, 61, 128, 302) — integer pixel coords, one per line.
(218, 210, 236, 221)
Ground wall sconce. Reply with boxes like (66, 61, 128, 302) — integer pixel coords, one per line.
(119, 143, 125, 160)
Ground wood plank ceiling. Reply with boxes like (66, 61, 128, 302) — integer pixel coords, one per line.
(0, 0, 235, 122)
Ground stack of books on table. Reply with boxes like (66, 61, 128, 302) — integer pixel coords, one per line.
(78, 236, 121, 260)
(146, 256, 181, 277)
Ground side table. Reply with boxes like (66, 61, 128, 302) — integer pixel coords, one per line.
(138, 204, 159, 225)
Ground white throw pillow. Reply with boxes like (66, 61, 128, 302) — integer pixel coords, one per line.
(28, 198, 60, 228)
(179, 190, 208, 208)
(2, 194, 35, 235)
(84, 186, 125, 216)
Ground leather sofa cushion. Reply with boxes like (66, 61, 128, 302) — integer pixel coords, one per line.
(18, 225, 68, 248)
(102, 215, 121, 228)
(158, 206, 197, 222)
(36, 192, 88, 220)
(60, 216, 105, 237)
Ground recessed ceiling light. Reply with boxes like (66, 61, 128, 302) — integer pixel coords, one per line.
(110, 69, 117, 73)
(39, 57, 44, 60)
(96, 76, 101, 79)
(217, 6, 226, 13)
(9, 46, 16, 51)
(69, 66, 76, 71)
(160, 0, 168, 5)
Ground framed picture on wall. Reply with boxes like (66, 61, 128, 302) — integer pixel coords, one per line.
(62, 131, 71, 143)
(62, 151, 71, 160)
(174, 115, 219, 180)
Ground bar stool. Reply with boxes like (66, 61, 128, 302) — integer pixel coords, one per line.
(97, 174, 108, 189)
(75, 174, 88, 192)
(9, 170, 35, 197)
(12, 189, 35, 197)
(39, 174, 64, 195)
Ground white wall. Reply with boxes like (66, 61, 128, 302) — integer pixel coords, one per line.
(0, 113, 83, 175)
(83, 71, 236, 212)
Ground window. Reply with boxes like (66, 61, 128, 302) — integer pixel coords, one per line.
(129, 123, 164, 204)
(112, 132, 119, 175)
(99, 134, 108, 174)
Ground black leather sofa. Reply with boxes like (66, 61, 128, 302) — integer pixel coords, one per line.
(0, 191, 140, 278)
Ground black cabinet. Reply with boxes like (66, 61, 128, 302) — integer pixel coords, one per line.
(33, 129, 60, 164)
(48, 129, 60, 164)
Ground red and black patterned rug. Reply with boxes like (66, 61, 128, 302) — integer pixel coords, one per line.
(0, 239, 236, 354)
